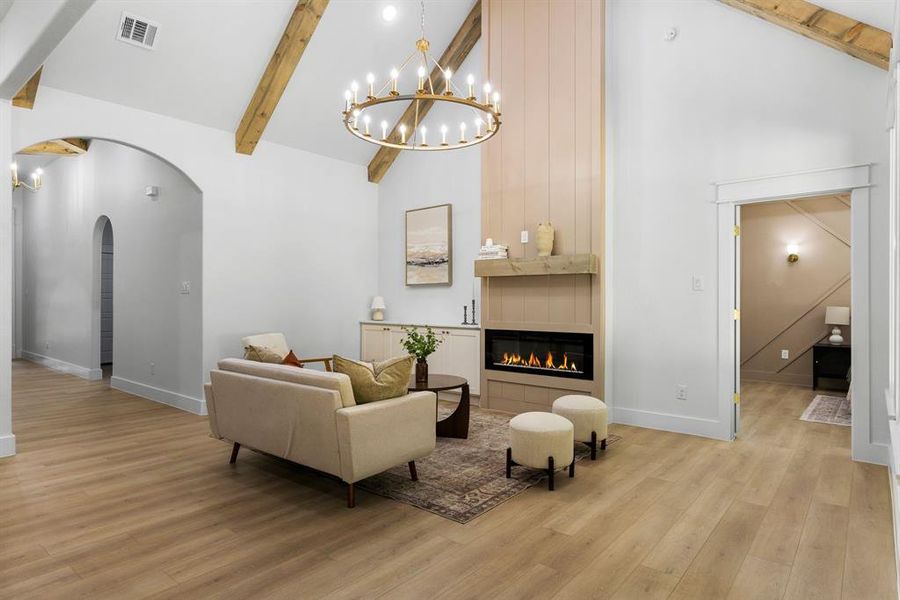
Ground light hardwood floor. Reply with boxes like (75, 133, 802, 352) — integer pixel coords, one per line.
(1, 361, 895, 599)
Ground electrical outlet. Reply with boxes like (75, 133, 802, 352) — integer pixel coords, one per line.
(692, 276, 704, 292)
(676, 384, 688, 401)
(520, 230, 529, 244)
(180, 281, 191, 295)
(781, 349, 790, 360)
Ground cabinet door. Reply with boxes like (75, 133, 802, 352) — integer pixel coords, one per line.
(429, 329, 453, 374)
(449, 329, 480, 395)
(388, 327, 407, 359)
(360, 325, 389, 362)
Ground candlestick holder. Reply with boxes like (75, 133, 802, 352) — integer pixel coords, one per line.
(462, 305, 469, 325)
(470, 299, 478, 326)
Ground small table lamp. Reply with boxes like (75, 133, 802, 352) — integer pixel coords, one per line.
(371, 296, 386, 321)
(825, 306, 850, 345)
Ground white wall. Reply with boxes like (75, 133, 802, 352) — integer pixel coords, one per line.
(376, 42, 482, 326)
(10, 86, 379, 418)
(20, 140, 203, 406)
(0, 99, 13, 456)
(607, 0, 890, 454)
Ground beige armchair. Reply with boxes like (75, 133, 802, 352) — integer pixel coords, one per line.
(205, 358, 436, 507)
(241, 332, 333, 371)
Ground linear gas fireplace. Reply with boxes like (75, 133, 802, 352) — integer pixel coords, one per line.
(485, 329, 593, 381)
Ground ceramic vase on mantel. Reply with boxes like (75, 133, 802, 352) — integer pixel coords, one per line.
(415, 358, 428, 384)
(536, 223, 555, 257)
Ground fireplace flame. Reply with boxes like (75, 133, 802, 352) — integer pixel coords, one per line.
(500, 350, 579, 372)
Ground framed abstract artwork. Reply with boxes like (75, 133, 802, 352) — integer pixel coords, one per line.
(406, 204, 452, 286)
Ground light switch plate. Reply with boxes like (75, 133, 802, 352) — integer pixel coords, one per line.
(692, 276, 704, 291)
(180, 281, 191, 295)
(520, 230, 529, 244)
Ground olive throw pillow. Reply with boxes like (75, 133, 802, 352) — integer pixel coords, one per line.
(333, 354, 414, 404)
(243, 344, 285, 364)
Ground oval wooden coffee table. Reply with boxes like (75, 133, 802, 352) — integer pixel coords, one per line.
(408, 374, 470, 439)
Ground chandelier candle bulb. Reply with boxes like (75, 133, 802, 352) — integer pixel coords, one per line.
(390, 68, 399, 95)
(363, 114, 371, 136)
(420, 126, 427, 146)
(381, 120, 388, 140)
(467, 74, 475, 99)
(343, 90, 352, 112)
(483, 82, 492, 104)
(352, 109, 360, 129)
(492, 91, 500, 113)
(366, 73, 375, 99)
(475, 118, 483, 138)
(444, 68, 453, 95)
(459, 122, 467, 143)
(399, 123, 407, 144)
(417, 66, 426, 93)
(440, 124, 448, 146)
(350, 80, 359, 104)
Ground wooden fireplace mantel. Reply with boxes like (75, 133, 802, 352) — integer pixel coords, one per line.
(474, 254, 599, 278)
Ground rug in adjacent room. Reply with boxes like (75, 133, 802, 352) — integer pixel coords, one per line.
(800, 394, 851, 426)
(357, 405, 621, 524)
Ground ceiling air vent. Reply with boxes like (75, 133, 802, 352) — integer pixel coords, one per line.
(116, 12, 159, 50)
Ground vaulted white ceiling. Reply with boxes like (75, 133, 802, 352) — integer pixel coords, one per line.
(38, 0, 481, 166)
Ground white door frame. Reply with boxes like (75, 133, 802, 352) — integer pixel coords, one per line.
(713, 164, 877, 463)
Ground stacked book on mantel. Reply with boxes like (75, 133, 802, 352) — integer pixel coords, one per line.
(477, 239, 508, 260)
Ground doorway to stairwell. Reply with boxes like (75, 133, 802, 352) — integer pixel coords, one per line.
(98, 217, 114, 380)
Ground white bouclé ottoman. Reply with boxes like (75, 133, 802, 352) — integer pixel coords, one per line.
(507, 412, 575, 490)
(551, 395, 608, 460)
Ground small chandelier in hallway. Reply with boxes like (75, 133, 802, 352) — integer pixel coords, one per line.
(10, 162, 43, 192)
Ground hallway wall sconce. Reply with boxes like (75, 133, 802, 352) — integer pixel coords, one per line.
(786, 244, 800, 263)
(10, 162, 43, 192)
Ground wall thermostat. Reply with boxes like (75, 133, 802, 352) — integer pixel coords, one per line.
(145, 185, 159, 198)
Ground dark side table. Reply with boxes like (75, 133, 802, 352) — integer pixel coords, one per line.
(408, 374, 470, 439)
(813, 342, 851, 391)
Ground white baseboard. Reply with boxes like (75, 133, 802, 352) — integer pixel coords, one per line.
(110, 376, 207, 416)
(612, 407, 729, 441)
(0, 433, 16, 457)
(23, 351, 102, 380)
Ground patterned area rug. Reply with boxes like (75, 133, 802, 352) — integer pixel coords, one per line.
(357, 406, 621, 524)
(800, 394, 851, 426)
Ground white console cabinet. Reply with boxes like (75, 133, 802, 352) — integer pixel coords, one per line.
(359, 322, 481, 396)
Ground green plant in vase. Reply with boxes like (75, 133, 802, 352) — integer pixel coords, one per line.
(401, 326, 442, 384)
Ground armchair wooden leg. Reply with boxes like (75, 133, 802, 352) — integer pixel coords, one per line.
(408, 461, 418, 482)
(229, 442, 240, 464)
(547, 456, 555, 491)
(347, 483, 356, 508)
(506, 447, 512, 478)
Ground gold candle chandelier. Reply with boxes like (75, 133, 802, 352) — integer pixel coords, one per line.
(341, 1, 501, 152)
(10, 162, 43, 192)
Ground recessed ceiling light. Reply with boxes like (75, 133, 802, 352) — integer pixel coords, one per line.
(382, 5, 397, 22)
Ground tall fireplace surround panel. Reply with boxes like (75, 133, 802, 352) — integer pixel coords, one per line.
(479, 0, 605, 414)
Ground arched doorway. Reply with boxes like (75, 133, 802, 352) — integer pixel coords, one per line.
(91, 216, 114, 379)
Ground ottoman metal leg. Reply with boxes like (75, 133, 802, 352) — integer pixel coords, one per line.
(601, 438, 607, 451)
(547, 456, 555, 491)
(589, 431, 597, 460)
(569, 459, 575, 478)
(506, 447, 513, 478)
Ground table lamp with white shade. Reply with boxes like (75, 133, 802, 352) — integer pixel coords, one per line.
(370, 296, 386, 321)
(825, 306, 850, 345)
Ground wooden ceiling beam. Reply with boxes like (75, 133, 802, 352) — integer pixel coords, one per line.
(367, 0, 482, 184)
(12, 67, 43, 109)
(719, 0, 891, 70)
(235, 0, 329, 155)
(19, 138, 90, 156)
